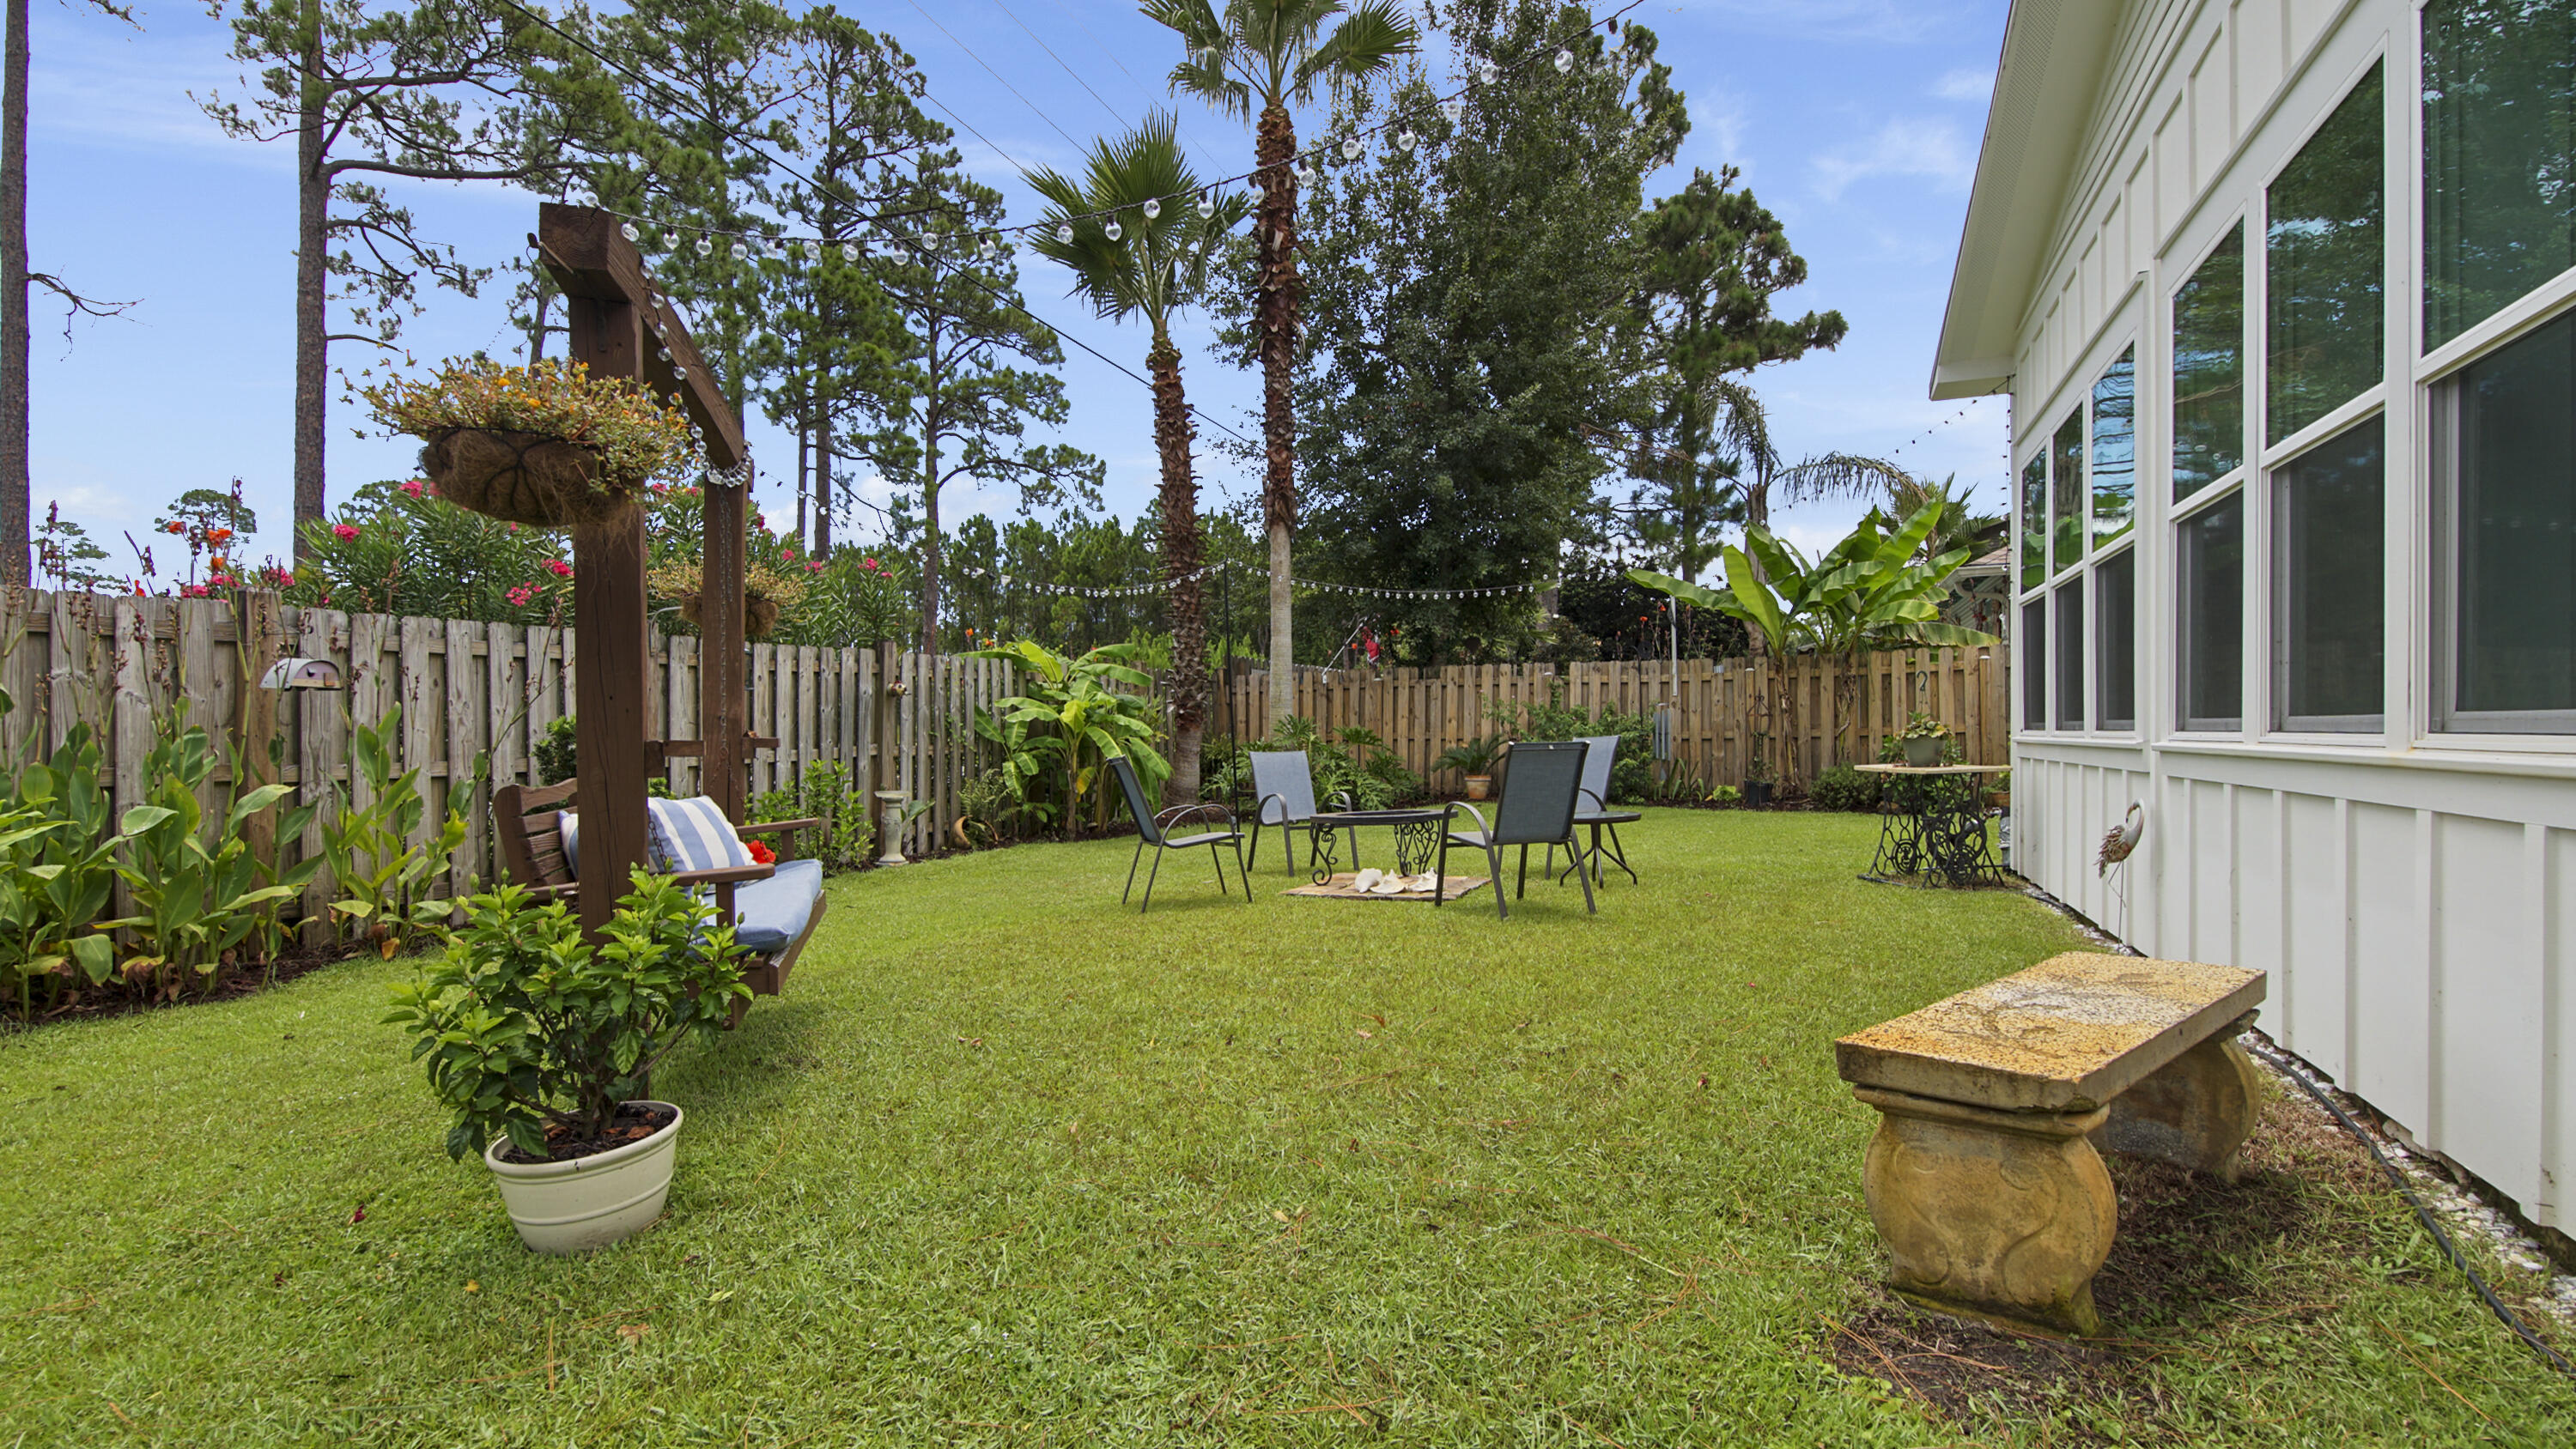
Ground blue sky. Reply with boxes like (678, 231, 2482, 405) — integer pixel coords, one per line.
(26, 0, 2009, 586)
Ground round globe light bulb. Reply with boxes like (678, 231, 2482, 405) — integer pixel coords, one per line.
(1478, 58, 1498, 85)
(1104, 219, 1123, 241)
(1554, 48, 1573, 73)
(621, 221, 639, 242)
(730, 241, 747, 260)
(1340, 136, 1362, 160)
(1395, 129, 1417, 152)
(1056, 222, 1074, 244)
(1143, 197, 1161, 219)
(1443, 100, 1465, 123)
(695, 237, 713, 257)
(841, 243, 858, 261)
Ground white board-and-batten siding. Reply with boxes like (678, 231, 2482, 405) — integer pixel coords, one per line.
(1984, 0, 2575, 1229)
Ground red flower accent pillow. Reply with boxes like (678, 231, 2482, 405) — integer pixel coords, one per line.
(746, 840, 778, 865)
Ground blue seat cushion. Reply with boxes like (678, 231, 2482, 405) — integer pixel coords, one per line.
(730, 858, 823, 955)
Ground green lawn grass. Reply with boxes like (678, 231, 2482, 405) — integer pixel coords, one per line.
(3, 809, 2569, 1445)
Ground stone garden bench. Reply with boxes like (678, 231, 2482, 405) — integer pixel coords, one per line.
(1833, 952, 2267, 1337)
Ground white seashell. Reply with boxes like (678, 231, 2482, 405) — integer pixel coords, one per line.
(1408, 873, 1440, 893)
(1369, 877, 1405, 895)
(1351, 868, 1383, 893)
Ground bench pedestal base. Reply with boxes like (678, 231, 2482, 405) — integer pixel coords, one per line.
(1853, 1033, 2261, 1337)
(1857, 1088, 2117, 1337)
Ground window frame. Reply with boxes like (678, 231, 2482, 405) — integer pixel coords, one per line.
(2014, 333, 2142, 740)
(2174, 483, 2249, 736)
(2425, 301, 2576, 738)
(2171, 215, 2251, 514)
(2268, 408, 2391, 737)
(2093, 543, 2139, 734)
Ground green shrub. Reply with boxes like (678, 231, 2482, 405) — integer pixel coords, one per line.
(1709, 783, 1743, 806)
(383, 872, 745, 1161)
(320, 705, 470, 959)
(1807, 764, 1882, 813)
(750, 761, 876, 870)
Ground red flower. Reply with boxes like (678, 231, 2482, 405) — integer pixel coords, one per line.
(507, 584, 536, 607)
(399, 480, 426, 498)
(862, 555, 881, 573)
(806, 560, 825, 573)
(745, 840, 777, 865)
(545, 559, 573, 579)
(333, 523, 360, 542)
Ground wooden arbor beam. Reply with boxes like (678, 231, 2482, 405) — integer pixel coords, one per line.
(535, 203, 751, 937)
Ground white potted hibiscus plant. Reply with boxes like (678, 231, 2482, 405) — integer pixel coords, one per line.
(386, 870, 747, 1253)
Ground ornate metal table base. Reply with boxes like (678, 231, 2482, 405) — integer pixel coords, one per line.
(1309, 810, 1445, 885)
(1862, 771, 2007, 888)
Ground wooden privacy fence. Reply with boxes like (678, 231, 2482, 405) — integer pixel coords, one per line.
(0, 590, 1012, 921)
(1215, 647, 2009, 792)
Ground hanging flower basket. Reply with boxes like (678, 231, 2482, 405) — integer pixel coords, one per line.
(647, 560, 808, 642)
(416, 427, 630, 529)
(366, 358, 696, 530)
(674, 590, 783, 640)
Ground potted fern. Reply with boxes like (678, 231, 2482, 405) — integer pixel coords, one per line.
(385, 871, 748, 1253)
(1435, 732, 1507, 802)
(363, 358, 696, 529)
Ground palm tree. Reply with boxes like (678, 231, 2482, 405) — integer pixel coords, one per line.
(1143, 0, 1417, 724)
(1029, 112, 1249, 804)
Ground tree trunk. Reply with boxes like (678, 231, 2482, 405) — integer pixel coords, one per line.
(1255, 102, 1299, 724)
(794, 415, 808, 547)
(916, 433, 939, 652)
(1149, 335, 1204, 805)
(815, 404, 833, 557)
(0, 0, 29, 588)
(291, 1, 329, 559)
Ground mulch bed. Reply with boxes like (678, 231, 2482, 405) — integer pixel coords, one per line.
(495, 1101, 677, 1165)
(1820, 1069, 2409, 1442)
(2, 937, 386, 1032)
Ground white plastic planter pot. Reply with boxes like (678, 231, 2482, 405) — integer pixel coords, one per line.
(482, 1101, 683, 1253)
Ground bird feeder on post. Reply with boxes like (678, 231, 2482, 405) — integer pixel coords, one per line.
(535, 203, 750, 941)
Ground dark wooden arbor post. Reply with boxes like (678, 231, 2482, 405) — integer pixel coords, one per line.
(536, 204, 750, 938)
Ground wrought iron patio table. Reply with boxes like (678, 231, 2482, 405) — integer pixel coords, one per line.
(1855, 763, 2008, 888)
(1306, 808, 1450, 884)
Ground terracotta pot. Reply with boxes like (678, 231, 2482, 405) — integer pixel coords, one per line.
(418, 427, 635, 529)
(483, 1101, 681, 1254)
(676, 591, 783, 640)
(1464, 774, 1492, 802)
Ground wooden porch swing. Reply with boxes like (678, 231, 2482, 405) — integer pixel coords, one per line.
(483, 204, 825, 1023)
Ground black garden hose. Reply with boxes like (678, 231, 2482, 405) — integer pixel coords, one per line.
(2044, 899, 2576, 1383)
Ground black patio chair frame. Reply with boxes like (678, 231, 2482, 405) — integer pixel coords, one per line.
(1549, 732, 1640, 887)
(1110, 754, 1252, 913)
(1434, 740, 1596, 920)
(1244, 749, 1354, 876)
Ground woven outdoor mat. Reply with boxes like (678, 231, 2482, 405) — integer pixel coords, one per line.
(1286, 872, 1489, 900)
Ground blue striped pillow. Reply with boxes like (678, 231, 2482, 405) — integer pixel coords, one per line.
(557, 810, 579, 878)
(647, 796, 755, 875)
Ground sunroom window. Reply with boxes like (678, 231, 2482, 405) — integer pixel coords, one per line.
(2054, 581, 2087, 730)
(2269, 62, 2383, 442)
(2092, 347, 2136, 549)
(2050, 411, 2085, 573)
(2174, 222, 2246, 498)
(2178, 493, 2245, 731)
(2022, 598, 2049, 731)
(2019, 454, 2047, 590)
(2272, 415, 2386, 731)
(2096, 549, 2136, 731)
(2435, 308, 2575, 731)
(2423, 0, 2576, 350)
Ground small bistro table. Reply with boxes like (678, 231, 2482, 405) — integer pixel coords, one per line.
(1306, 807, 1450, 884)
(1856, 763, 2008, 888)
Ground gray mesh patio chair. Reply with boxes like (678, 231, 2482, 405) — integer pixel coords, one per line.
(1245, 749, 1352, 876)
(1549, 732, 1639, 886)
(1436, 740, 1595, 919)
(1111, 755, 1250, 912)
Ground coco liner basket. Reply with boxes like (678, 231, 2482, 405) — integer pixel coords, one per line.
(676, 591, 782, 640)
(420, 427, 640, 530)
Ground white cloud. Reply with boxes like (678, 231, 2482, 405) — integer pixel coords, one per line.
(1931, 66, 1996, 101)
(1810, 118, 1974, 202)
